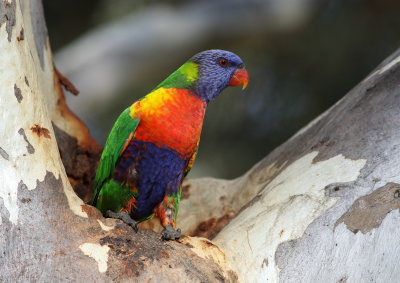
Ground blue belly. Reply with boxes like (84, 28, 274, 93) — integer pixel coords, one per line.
(113, 140, 186, 221)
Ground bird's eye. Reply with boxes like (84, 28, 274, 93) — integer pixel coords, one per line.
(218, 58, 228, 67)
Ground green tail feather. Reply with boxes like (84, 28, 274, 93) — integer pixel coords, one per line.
(95, 180, 136, 213)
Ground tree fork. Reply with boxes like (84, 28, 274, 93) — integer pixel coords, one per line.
(1, 0, 400, 282)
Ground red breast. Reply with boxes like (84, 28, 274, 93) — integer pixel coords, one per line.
(133, 88, 206, 157)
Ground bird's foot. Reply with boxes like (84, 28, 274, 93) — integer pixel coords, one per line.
(161, 224, 181, 241)
(105, 210, 138, 232)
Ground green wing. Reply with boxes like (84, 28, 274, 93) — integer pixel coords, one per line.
(91, 107, 140, 205)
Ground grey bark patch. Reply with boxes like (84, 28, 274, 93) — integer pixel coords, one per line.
(0, 147, 9, 160)
(275, 239, 297, 270)
(14, 84, 22, 103)
(0, 171, 107, 281)
(0, 0, 16, 42)
(335, 182, 400, 233)
(30, 0, 48, 69)
(17, 180, 28, 191)
(18, 128, 34, 154)
(0, 173, 235, 280)
(24, 76, 29, 86)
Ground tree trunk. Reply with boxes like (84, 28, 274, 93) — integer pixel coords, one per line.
(0, 1, 235, 281)
(178, 50, 400, 282)
(1, 1, 400, 282)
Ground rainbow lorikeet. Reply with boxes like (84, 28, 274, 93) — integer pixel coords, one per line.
(91, 49, 249, 240)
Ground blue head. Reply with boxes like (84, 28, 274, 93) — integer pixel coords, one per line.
(189, 49, 249, 103)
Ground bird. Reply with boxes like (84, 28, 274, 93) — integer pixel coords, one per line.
(91, 49, 249, 240)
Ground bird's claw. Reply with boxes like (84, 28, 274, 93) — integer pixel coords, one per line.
(161, 224, 181, 241)
(105, 210, 138, 232)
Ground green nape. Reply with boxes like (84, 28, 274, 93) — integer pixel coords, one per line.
(155, 61, 199, 90)
(95, 179, 136, 213)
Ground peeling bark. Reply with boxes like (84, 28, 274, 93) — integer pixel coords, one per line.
(335, 182, 400, 233)
(176, 50, 400, 282)
(0, 1, 236, 281)
(2, 0, 400, 282)
(0, 0, 16, 42)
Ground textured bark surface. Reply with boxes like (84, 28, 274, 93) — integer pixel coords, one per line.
(174, 49, 400, 282)
(2, 1, 400, 282)
(0, 1, 236, 282)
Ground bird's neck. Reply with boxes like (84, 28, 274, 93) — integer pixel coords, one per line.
(154, 61, 220, 104)
(155, 61, 199, 90)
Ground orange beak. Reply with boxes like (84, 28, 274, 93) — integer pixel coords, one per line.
(229, 69, 249, 90)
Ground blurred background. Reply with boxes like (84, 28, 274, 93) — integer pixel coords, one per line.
(44, 0, 400, 179)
